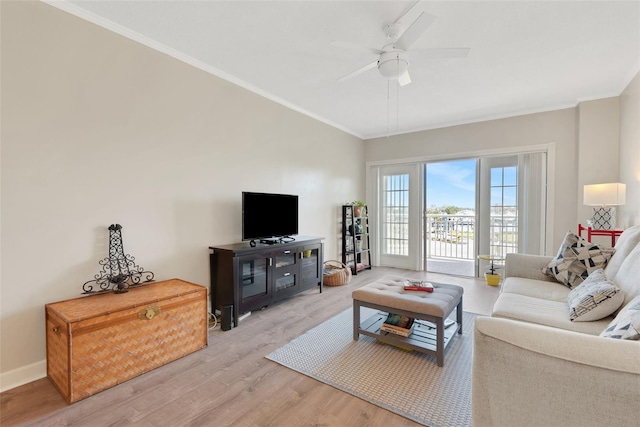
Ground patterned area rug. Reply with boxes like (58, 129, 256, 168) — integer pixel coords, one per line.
(266, 308, 476, 427)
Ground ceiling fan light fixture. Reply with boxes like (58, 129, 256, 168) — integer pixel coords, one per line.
(377, 52, 409, 79)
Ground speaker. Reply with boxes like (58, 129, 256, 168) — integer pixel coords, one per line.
(221, 305, 233, 331)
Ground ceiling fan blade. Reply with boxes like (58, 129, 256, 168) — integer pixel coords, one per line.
(330, 40, 382, 56)
(410, 47, 470, 59)
(394, 11, 437, 51)
(394, 0, 426, 27)
(397, 70, 412, 87)
(337, 60, 378, 82)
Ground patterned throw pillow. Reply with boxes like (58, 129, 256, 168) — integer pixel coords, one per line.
(542, 231, 615, 289)
(600, 295, 640, 340)
(567, 269, 624, 321)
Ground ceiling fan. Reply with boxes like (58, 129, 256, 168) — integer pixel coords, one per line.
(333, 1, 469, 86)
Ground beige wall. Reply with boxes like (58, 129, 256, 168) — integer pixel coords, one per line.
(576, 97, 620, 235)
(619, 71, 640, 227)
(365, 108, 578, 250)
(0, 1, 364, 389)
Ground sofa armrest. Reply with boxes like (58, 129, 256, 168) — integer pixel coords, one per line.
(472, 317, 640, 427)
(504, 253, 556, 282)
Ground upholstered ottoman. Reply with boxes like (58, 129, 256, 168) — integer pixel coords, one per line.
(352, 276, 463, 366)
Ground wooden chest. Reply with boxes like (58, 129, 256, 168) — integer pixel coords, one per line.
(45, 278, 208, 403)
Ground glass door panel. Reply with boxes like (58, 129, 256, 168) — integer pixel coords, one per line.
(273, 263, 299, 299)
(240, 258, 268, 300)
(274, 250, 296, 268)
(300, 246, 320, 284)
(375, 164, 420, 270)
(479, 153, 546, 275)
(275, 272, 296, 291)
(424, 159, 477, 277)
(489, 165, 518, 258)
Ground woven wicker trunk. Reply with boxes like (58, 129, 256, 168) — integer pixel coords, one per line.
(45, 278, 208, 403)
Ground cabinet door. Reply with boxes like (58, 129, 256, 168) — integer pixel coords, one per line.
(300, 244, 322, 289)
(272, 248, 297, 269)
(238, 256, 271, 312)
(271, 248, 300, 299)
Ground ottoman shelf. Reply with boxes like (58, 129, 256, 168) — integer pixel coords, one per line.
(359, 309, 461, 356)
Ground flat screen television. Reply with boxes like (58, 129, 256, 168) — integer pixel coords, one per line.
(242, 192, 298, 243)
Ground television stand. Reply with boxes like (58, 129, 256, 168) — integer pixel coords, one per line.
(209, 236, 324, 330)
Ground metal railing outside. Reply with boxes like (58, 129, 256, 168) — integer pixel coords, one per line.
(424, 214, 476, 260)
(489, 218, 519, 258)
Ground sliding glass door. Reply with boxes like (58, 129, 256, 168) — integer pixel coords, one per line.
(424, 159, 477, 277)
(371, 152, 546, 276)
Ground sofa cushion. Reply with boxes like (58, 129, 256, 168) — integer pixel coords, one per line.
(605, 225, 640, 278)
(611, 242, 640, 307)
(502, 277, 570, 303)
(600, 295, 640, 340)
(505, 253, 557, 282)
(542, 231, 614, 289)
(491, 292, 612, 335)
(567, 269, 624, 321)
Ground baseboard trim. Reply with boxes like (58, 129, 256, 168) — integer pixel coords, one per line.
(0, 360, 46, 393)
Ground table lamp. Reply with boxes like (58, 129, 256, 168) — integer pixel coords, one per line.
(583, 183, 626, 230)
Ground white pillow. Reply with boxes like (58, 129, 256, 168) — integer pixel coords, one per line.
(610, 242, 640, 309)
(600, 295, 640, 340)
(567, 269, 623, 321)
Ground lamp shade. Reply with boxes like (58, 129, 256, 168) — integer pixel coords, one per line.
(583, 183, 626, 206)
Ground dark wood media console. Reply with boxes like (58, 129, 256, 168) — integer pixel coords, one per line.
(209, 236, 324, 329)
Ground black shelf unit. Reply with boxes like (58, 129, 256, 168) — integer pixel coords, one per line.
(342, 205, 372, 275)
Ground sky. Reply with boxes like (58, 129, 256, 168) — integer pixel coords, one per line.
(426, 159, 476, 209)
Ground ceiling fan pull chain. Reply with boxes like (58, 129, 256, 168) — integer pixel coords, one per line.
(387, 79, 391, 138)
(396, 57, 400, 133)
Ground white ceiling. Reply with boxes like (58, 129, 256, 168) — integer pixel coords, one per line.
(52, 1, 640, 139)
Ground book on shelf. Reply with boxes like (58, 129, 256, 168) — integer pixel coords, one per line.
(403, 279, 434, 292)
(380, 312, 415, 337)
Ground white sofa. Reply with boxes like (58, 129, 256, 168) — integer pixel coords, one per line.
(472, 225, 640, 427)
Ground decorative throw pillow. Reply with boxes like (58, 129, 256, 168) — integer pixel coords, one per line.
(542, 231, 615, 289)
(600, 295, 640, 340)
(567, 269, 624, 321)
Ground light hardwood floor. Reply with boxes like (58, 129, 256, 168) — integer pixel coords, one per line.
(1, 267, 499, 427)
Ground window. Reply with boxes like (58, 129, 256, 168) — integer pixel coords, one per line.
(382, 174, 409, 256)
(490, 166, 518, 257)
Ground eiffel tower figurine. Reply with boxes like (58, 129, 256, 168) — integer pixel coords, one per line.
(82, 224, 154, 294)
